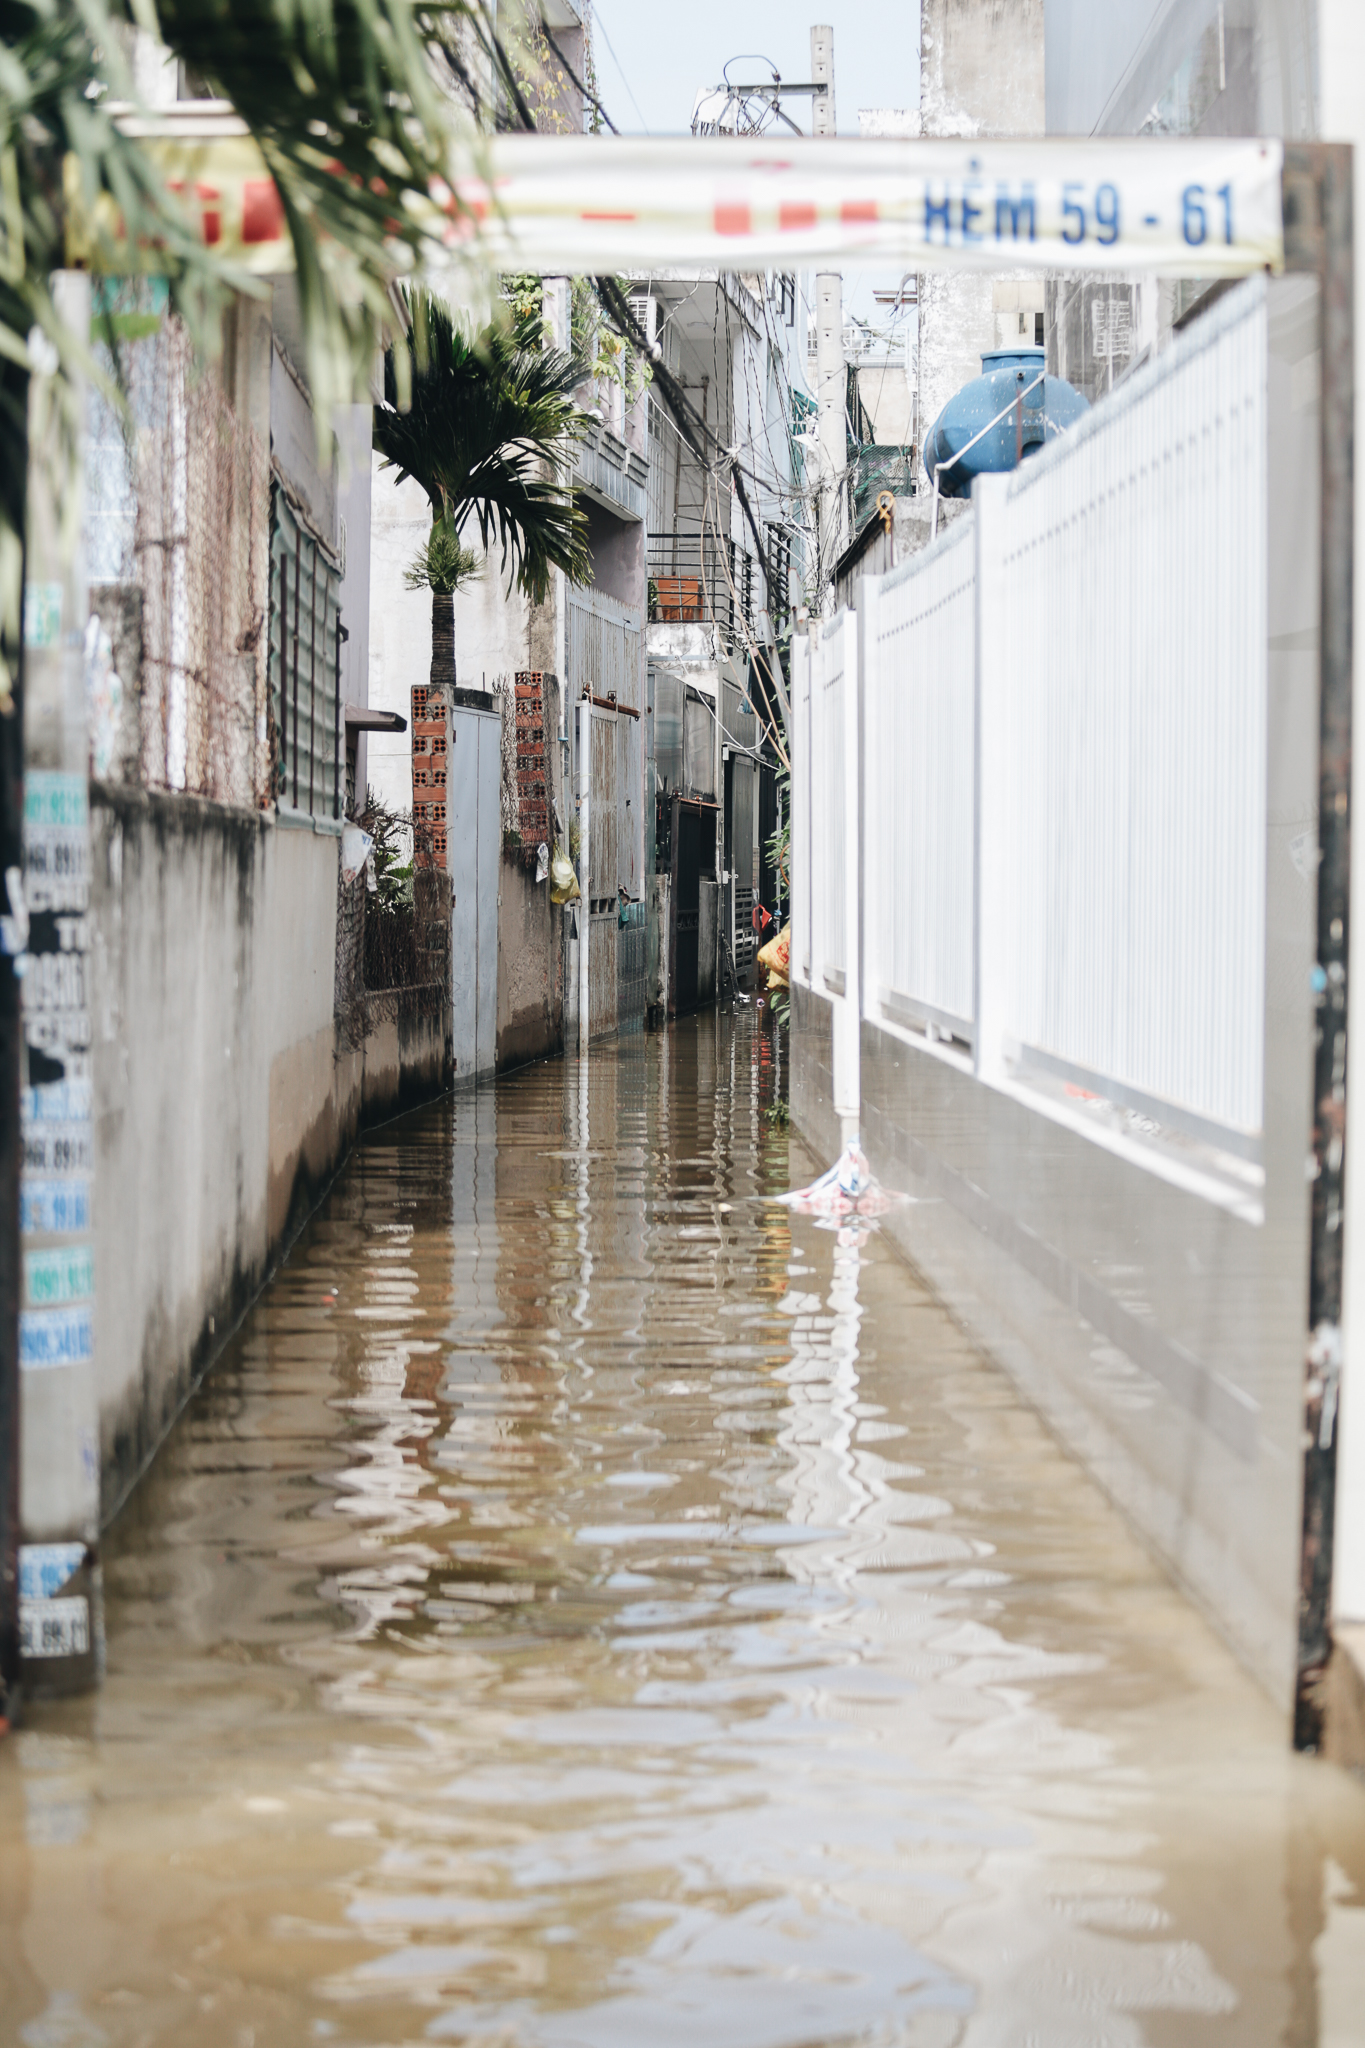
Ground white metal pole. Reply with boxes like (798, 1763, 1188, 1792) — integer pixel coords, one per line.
(832, 612, 861, 1139)
(972, 472, 1010, 1089)
(576, 697, 590, 1055)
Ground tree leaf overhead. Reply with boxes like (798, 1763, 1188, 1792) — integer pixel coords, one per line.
(0, 0, 492, 708)
(144, 0, 484, 405)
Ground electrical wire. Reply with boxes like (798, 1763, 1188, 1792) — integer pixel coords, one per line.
(484, 19, 807, 709)
(541, 21, 619, 134)
(590, 3, 651, 133)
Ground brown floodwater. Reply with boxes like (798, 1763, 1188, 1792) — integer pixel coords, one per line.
(2, 1011, 1364, 2048)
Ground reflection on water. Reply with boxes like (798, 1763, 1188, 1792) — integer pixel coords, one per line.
(2, 1011, 1364, 2047)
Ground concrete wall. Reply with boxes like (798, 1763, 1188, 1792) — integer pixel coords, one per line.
(368, 461, 554, 826)
(87, 784, 448, 1524)
(497, 851, 564, 1072)
(1044, 0, 1320, 139)
(698, 881, 719, 1007)
(791, 977, 1311, 1714)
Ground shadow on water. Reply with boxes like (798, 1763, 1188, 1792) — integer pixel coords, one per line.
(2, 1009, 1365, 2047)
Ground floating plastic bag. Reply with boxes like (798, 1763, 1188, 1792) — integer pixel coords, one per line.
(341, 824, 374, 884)
(535, 840, 551, 884)
(771, 1139, 908, 1220)
(549, 844, 581, 905)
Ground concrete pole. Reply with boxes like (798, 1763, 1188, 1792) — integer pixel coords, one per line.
(18, 273, 101, 1696)
(811, 25, 845, 596)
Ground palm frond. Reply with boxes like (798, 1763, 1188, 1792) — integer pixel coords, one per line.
(143, 0, 488, 409)
(1, 0, 236, 710)
(1, 0, 494, 706)
(374, 289, 593, 603)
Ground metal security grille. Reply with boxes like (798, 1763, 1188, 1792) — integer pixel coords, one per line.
(830, 272, 1271, 1157)
(269, 486, 341, 820)
(86, 298, 270, 803)
(765, 523, 792, 630)
(618, 900, 646, 1032)
(589, 710, 619, 912)
(566, 585, 643, 710)
(733, 885, 756, 976)
(994, 276, 1268, 1140)
(513, 673, 549, 848)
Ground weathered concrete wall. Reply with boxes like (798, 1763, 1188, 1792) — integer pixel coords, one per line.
(698, 881, 719, 1006)
(88, 784, 449, 1523)
(497, 851, 564, 1072)
(918, 1, 1046, 472)
(920, 0, 1046, 135)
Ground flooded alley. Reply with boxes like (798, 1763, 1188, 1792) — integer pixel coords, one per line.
(3, 1011, 1365, 2048)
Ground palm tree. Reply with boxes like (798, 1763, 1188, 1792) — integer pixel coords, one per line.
(373, 291, 593, 698)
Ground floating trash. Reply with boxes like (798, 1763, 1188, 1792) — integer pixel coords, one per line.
(771, 1139, 910, 1220)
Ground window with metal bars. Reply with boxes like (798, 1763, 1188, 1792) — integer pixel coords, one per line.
(765, 523, 792, 630)
(269, 484, 343, 821)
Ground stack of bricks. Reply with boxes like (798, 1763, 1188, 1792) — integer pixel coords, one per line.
(513, 672, 549, 850)
(410, 685, 448, 867)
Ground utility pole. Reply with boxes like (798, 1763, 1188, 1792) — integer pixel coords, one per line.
(811, 24, 844, 595)
(14, 276, 101, 1700)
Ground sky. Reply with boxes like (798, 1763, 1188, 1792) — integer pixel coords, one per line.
(587, 4, 922, 331)
(588, 3, 920, 138)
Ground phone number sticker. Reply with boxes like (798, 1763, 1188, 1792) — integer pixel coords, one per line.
(20, 1595, 90, 1659)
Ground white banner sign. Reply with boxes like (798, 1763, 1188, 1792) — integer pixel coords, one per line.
(442, 134, 1284, 278)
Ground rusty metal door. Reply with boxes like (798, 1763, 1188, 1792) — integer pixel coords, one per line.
(589, 711, 619, 907)
(588, 706, 619, 1039)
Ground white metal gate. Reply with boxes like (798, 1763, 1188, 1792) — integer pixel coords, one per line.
(448, 703, 501, 1078)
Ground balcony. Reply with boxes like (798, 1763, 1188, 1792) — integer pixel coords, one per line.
(575, 419, 649, 523)
(647, 532, 763, 649)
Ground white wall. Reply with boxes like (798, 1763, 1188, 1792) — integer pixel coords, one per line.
(367, 461, 538, 825)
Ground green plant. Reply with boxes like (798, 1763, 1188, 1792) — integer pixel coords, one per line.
(765, 767, 791, 918)
(504, 14, 573, 133)
(571, 275, 653, 409)
(404, 530, 484, 598)
(501, 272, 548, 340)
(361, 792, 414, 912)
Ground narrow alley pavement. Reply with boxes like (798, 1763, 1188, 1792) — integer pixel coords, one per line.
(3, 1011, 1365, 2048)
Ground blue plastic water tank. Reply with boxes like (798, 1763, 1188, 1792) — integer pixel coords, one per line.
(923, 347, 1089, 500)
